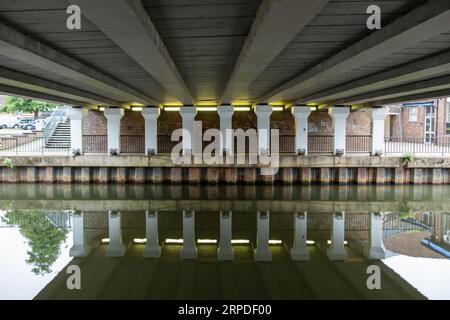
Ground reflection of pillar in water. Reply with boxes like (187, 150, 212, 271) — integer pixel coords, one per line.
(364, 212, 386, 260)
(255, 211, 272, 261)
(180, 210, 197, 259)
(70, 211, 90, 257)
(327, 212, 348, 261)
(218, 211, 234, 261)
(290, 212, 309, 261)
(143, 211, 161, 258)
(106, 211, 126, 257)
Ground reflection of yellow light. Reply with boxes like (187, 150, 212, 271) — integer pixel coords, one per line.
(197, 107, 217, 112)
(327, 240, 348, 245)
(196, 101, 218, 107)
(268, 240, 283, 245)
(101, 238, 110, 244)
(306, 240, 315, 245)
(165, 239, 183, 244)
(164, 107, 181, 112)
(231, 239, 250, 244)
(232, 100, 253, 106)
(164, 102, 183, 107)
(133, 238, 147, 244)
(310, 107, 317, 111)
(234, 107, 251, 111)
(99, 107, 105, 112)
(272, 106, 284, 111)
(131, 106, 143, 112)
(197, 239, 217, 244)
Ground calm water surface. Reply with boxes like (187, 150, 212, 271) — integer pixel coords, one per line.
(0, 184, 449, 300)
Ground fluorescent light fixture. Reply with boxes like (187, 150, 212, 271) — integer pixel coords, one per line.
(165, 238, 183, 244)
(99, 107, 105, 112)
(268, 240, 283, 245)
(196, 107, 217, 112)
(327, 240, 348, 245)
(133, 238, 147, 244)
(234, 107, 251, 111)
(271, 107, 284, 111)
(231, 239, 250, 244)
(164, 107, 181, 112)
(310, 107, 317, 111)
(101, 238, 110, 244)
(197, 239, 217, 244)
(306, 240, 316, 245)
(131, 106, 143, 112)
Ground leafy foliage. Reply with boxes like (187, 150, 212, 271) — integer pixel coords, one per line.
(0, 97, 60, 119)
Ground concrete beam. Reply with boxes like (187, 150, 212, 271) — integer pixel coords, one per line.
(374, 88, 450, 105)
(260, 0, 450, 103)
(0, 67, 120, 106)
(220, 0, 329, 103)
(333, 75, 450, 105)
(0, 21, 156, 105)
(297, 50, 450, 104)
(0, 84, 84, 106)
(69, 0, 193, 105)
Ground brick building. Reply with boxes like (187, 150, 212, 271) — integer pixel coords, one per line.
(387, 98, 450, 141)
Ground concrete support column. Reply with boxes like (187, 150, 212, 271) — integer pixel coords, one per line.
(371, 107, 388, 155)
(217, 106, 234, 155)
(290, 212, 309, 261)
(254, 105, 273, 155)
(142, 107, 161, 155)
(364, 212, 386, 260)
(291, 106, 312, 155)
(68, 107, 83, 154)
(143, 211, 161, 258)
(327, 212, 348, 261)
(106, 211, 126, 257)
(181, 210, 197, 259)
(218, 211, 234, 261)
(69, 211, 90, 257)
(104, 108, 124, 155)
(255, 211, 272, 261)
(179, 107, 197, 156)
(329, 107, 350, 155)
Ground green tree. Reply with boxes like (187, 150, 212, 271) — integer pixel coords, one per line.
(1, 210, 69, 275)
(0, 96, 60, 119)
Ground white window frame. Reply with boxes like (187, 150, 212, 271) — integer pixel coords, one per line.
(408, 107, 418, 122)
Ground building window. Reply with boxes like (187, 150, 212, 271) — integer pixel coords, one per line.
(446, 98, 450, 134)
(409, 107, 418, 122)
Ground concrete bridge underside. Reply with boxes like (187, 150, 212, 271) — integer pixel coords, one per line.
(0, 0, 449, 108)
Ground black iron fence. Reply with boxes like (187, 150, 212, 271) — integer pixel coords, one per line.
(0, 136, 70, 155)
(346, 135, 372, 153)
(385, 137, 450, 155)
(308, 135, 334, 154)
(120, 135, 145, 154)
(83, 135, 107, 153)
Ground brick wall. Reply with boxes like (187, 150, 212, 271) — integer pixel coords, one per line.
(402, 107, 424, 139)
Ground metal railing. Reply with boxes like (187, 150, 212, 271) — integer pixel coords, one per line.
(0, 136, 70, 155)
(120, 135, 145, 153)
(385, 137, 450, 155)
(43, 107, 68, 138)
(346, 135, 372, 153)
(308, 135, 333, 154)
(278, 135, 295, 153)
(83, 135, 107, 153)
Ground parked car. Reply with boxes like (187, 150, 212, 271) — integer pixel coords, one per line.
(33, 118, 48, 131)
(0, 117, 19, 129)
(12, 118, 34, 129)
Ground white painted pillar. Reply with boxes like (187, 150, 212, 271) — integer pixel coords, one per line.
(143, 211, 161, 258)
(371, 107, 388, 155)
(329, 106, 350, 155)
(68, 107, 83, 154)
(218, 211, 234, 261)
(141, 107, 160, 155)
(106, 211, 126, 257)
(291, 106, 312, 155)
(327, 212, 348, 261)
(181, 210, 197, 259)
(104, 108, 124, 155)
(217, 106, 234, 155)
(255, 211, 272, 261)
(364, 212, 386, 260)
(179, 107, 197, 156)
(69, 211, 90, 257)
(290, 212, 309, 261)
(254, 105, 272, 155)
